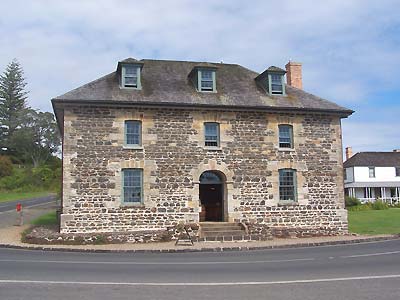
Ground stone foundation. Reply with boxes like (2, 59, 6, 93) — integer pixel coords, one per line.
(24, 224, 201, 245)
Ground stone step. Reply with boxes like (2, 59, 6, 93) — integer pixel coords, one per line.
(200, 222, 241, 227)
(202, 230, 246, 237)
(201, 226, 243, 232)
(199, 222, 247, 239)
(200, 222, 237, 225)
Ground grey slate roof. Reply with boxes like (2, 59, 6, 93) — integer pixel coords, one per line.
(266, 66, 286, 73)
(344, 152, 400, 168)
(53, 58, 352, 115)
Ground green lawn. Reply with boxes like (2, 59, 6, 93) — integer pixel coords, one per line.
(0, 191, 53, 203)
(30, 211, 58, 226)
(348, 208, 400, 235)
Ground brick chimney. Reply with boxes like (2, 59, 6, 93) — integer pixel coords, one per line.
(285, 61, 302, 89)
(345, 147, 353, 160)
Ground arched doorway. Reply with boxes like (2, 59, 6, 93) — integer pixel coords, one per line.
(199, 171, 225, 222)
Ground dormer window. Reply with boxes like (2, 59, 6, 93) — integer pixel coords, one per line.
(255, 66, 286, 96)
(117, 58, 143, 90)
(270, 74, 284, 94)
(200, 70, 214, 91)
(123, 65, 138, 88)
(189, 65, 217, 93)
(121, 65, 141, 89)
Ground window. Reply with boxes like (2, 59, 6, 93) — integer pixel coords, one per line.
(344, 169, 347, 180)
(279, 169, 297, 202)
(279, 125, 293, 148)
(255, 67, 286, 96)
(270, 74, 284, 94)
(122, 65, 140, 89)
(122, 169, 143, 204)
(199, 69, 215, 92)
(369, 167, 375, 178)
(200, 171, 222, 184)
(204, 122, 219, 147)
(125, 121, 141, 146)
(396, 167, 400, 177)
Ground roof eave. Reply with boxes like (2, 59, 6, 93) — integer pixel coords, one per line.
(51, 98, 64, 134)
(52, 98, 354, 118)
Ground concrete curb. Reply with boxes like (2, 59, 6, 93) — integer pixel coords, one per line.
(0, 235, 399, 254)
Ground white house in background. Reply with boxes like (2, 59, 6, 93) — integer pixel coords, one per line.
(343, 147, 400, 204)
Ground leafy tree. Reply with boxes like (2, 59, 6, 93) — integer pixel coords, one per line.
(0, 59, 28, 153)
(0, 155, 13, 177)
(11, 109, 60, 167)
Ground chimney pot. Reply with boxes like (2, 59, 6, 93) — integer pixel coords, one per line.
(345, 147, 353, 160)
(285, 61, 302, 89)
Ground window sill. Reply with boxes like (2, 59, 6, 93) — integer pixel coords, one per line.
(199, 90, 217, 93)
(119, 86, 141, 90)
(203, 146, 222, 151)
(278, 147, 295, 152)
(278, 201, 299, 206)
(123, 145, 143, 150)
(121, 203, 145, 208)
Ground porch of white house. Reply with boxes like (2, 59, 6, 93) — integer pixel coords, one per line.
(345, 184, 400, 204)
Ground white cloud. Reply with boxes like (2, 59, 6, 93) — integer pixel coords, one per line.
(342, 119, 400, 152)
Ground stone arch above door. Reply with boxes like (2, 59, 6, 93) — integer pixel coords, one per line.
(190, 160, 234, 184)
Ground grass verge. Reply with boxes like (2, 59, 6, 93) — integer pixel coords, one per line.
(0, 191, 53, 203)
(30, 211, 58, 226)
(348, 208, 400, 235)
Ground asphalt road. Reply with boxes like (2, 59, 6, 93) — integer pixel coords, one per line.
(0, 239, 399, 299)
(0, 195, 56, 213)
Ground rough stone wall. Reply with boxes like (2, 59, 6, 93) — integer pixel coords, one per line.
(61, 106, 347, 236)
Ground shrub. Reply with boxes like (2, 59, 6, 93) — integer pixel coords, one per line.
(0, 168, 26, 190)
(345, 196, 361, 207)
(32, 166, 53, 185)
(347, 204, 372, 211)
(371, 200, 389, 210)
(347, 200, 390, 211)
(0, 156, 13, 178)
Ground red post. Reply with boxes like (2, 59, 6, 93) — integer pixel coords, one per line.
(16, 203, 23, 226)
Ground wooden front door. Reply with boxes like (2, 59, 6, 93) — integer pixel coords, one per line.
(199, 183, 223, 221)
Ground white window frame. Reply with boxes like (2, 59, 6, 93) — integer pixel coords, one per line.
(278, 124, 294, 148)
(124, 120, 142, 147)
(204, 122, 220, 147)
(267, 73, 285, 95)
(279, 168, 297, 202)
(121, 64, 141, 89)
(198, 69, 216, 92)
(369, 167, 375, 178)
(122, 168, 143, 205)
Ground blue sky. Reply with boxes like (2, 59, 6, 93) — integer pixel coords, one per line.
(0, 0, 399, 154)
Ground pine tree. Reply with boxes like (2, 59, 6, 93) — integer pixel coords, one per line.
(0, 59, 28, 152)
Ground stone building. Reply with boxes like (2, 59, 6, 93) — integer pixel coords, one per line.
(52, 58, 353, 238)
